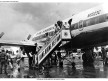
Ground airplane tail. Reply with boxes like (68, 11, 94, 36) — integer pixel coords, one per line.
(0, 32, 4, 38)
(27, 34, 31, 40)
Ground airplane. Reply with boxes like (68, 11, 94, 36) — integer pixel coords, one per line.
(0, 4, 107, 53)
(0, 34, 35, 47)
(29, 3, 108, 65)
(0, 31, 34, 47)
(1, 3, 107, 65)
(3, 3, 107, 66)
(61, 3, 108, 50)
(31, 3, 108, 50)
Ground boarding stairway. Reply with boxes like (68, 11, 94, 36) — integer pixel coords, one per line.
(36, 28, 71, 66)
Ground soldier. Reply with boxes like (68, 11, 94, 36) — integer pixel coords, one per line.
(57, 51, 63, 67)
(68, 18, 72, 26)
(52, 52, 57, 65)
(63, 22, 69, 29)
(57, 20, 63, 29)
(101, 47, 107, 65)
(28, 52, 33, 69)
(0, 49, 8, 74)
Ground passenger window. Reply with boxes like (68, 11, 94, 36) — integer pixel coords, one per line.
(83, 20, 86, 27)
(95, 17, 99, 24)
(99, 15, 105, 23)
(71, 24, 75, 30)
(90, 18, 95, 25)
(74, 23, 78, 29)
(85, 20, 90, 26)
(105, 14, 108, 21)
(79, 20, 83, 28)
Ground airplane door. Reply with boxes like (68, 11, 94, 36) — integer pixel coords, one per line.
(78, 20, 83, 31)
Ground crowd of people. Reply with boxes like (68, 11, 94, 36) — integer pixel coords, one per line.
(81, 46, 108, 67)
(42, 51, 63, 68)
(95, 46, 108, 65)
(0, 48, 27, 77)
(54, 19, 72, 33)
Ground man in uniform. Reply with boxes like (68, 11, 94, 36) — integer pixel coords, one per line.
(57, 20, 63, 29)
(101, 47, 107, 65)
(0, 49, 8, 74)
(57, 51, 63, 67)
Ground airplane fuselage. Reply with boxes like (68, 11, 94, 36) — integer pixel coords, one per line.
(69, 21, 108, 49)
(65, 4, 108, 49)
(31, 4, 108, 50)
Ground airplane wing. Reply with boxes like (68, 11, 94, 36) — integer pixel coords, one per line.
(0, 33, 36, 47)
(0, 40, 35, 47)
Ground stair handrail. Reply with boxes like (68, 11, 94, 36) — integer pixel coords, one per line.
(38, 29, 62, 64)
(37, 29, 62, 55)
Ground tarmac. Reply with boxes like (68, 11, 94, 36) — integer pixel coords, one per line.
(0, 56, 108, 78)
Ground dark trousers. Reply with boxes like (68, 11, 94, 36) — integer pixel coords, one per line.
(0, 61, 7, 74)
(29, 57, 33, 69)
(105, 58, 108, 65)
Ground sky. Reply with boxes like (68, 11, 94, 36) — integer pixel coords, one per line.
(0, 2, 101, 41)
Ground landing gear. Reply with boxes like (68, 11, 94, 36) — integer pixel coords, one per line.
(82, 48, 94, 67)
